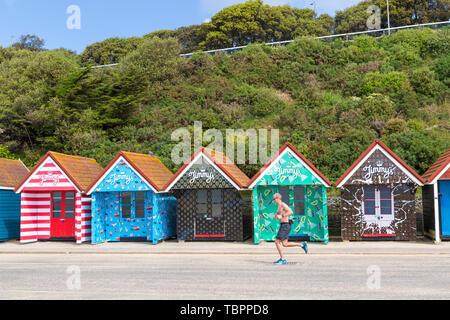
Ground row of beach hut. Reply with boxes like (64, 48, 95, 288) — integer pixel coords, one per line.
(0, 139, 448, 244)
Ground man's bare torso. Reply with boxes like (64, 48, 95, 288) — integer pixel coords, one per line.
(276, 202, 293, 223)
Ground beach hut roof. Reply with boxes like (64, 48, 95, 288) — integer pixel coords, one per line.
(164, 147, 250, 191)
(422, 148, 450, 184)
(15, 152, 102, 193)
(87, 151, 174, 194)
(0, 158, 29, 189)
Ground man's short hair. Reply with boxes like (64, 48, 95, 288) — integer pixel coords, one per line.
(273, 193, 282, 200)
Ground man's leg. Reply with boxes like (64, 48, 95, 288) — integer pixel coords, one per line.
(283, 240, 308, 254)
(282, 239, 302, 248)
(275, 239, 284, 260)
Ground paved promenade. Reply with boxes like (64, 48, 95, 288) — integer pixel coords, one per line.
(1, 239, 449, 300)
(1, 238, 449, 255)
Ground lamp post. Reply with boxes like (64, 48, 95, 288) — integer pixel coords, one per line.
(310, 1, 317, 15)
(387, 0, 391, 35)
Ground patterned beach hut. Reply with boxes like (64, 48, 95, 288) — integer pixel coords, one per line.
(86, 152, 176, 244)
(422, 149, 450, 242)
(0, 159, 29, 241)
(164, 147, 252, 241)
(14, 152, 103, 243)
(335, 139, 425, 241)
(248, 142, 332, 244)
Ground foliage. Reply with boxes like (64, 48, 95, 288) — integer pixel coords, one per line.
(145, 23, 210, 54)
(79, 37, 143, 66)
(118, 37, 182, 86)
(335, 0, 450, 34)
(200, 1, 334, 49)
(0, 145, 16, 159)
(0, 1, 449, 181)
(360, 93, 395, 121)
(227, 84, 288, 117)
(11, 34, 45, 51)
(0, 49, 78, 153)
(433, 54, 450, 83)
(360, 71, 418, 114)
(383, 118, 409, 136)
(383, 130, 450, 174)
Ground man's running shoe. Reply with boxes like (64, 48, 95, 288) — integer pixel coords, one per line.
(274, 259, 287, 264)
(301, 242, 309, 254)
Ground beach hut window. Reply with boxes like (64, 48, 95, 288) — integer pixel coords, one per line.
(212, 189, 222, 218)
(65, 192, 75, 219)
(363, 186, 376, 215)
(197, 190, 207, 216)
(52, 192, 62, 218)
(380, 186, 392, 215)
(293, 186, 305, 215)
(135, 192, 145, 218)
(279, 187, 291, 205)
(122, 192, 131, 218)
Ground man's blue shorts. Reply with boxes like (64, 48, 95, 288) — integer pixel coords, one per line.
(276, 223, 292, 241)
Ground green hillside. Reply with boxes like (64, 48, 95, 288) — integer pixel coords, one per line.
(0, 2, 448, 181)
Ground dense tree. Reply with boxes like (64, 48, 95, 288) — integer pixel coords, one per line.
(118, 37, 182, 89)
(11, 34, 45, 51)
(79, 37, 143, 66)
(201, 1, 333, 49)
(0, 49, 78, 154)
(335, 0, 450, 34)
(145, 24, 210, 54)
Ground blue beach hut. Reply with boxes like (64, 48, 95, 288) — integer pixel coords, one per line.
(0, 158, 29, 241)
(86, 151, 177, 244)
(422, 149, 450, 243)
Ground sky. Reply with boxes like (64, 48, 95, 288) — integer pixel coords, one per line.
(0, 0, 362, 54)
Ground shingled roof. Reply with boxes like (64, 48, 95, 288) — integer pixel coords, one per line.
(423, 148, 450, 184)
(15, 152, 103, 193)
(164, 147, 250, 191)
(0, 158, 29, 189)
(87, 151, 174, 194)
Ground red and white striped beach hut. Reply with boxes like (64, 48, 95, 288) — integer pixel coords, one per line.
(14, 152, 103, 244)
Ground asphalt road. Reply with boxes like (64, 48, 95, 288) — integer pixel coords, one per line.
(0, 253, 449, 300)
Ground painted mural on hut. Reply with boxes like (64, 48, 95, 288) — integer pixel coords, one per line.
(253, 150, 328, 243)
(91, 191, 153, 242)
(90, 160, 176, 244)
(153, 193, 177, 242)
(92, 159, 152, 193)
(341, 149, 417, 240)
(174, 188, 245, 241)
(171, 158, 234, 190)
(169, 155, 250, 242)
(253, 150, 324, 186)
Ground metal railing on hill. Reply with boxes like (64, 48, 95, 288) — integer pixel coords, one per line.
(88, 20, 450, 68)
(180, 20, 450, 58)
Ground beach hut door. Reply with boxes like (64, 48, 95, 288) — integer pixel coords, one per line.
(119, 192, 147, 239)
(194, 189, 225, 238)
(439, 180, 450, 236)
(363, 186, 395, 237)
(50, 192, 75, 238)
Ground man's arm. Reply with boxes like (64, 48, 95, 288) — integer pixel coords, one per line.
(273, 212, 282, 220)
(273, 207, 283, 220)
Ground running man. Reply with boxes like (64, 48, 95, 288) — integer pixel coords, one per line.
(272, 193, 308, 264)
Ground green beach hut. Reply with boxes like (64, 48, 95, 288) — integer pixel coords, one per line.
(249, 143, 332, 244)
